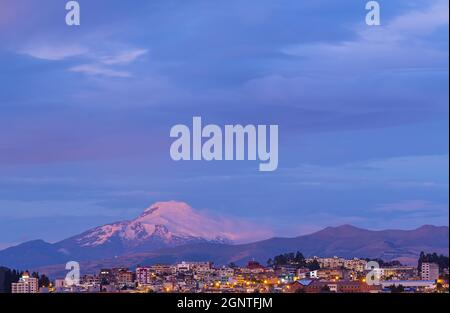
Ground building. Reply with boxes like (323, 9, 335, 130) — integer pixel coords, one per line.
(379, 266, 417, 280)
(217, 266, 235, 278)
(243, 261, 266, 274)
(150, 264, 173, 275)
(136, 267, 153, 285)
(11, 272, 39, 293)
(175, 261, 212, 273)
(380, 280, 436, 291)
(297, 280, 380, 293)
(317, 257, 345, 269)
(80, 274, 100, 285)
(316, 268, 345, 280)
(344, 258, 367, 272)
(421, 263, 439, 281)
(116, 269, 135, 286)
(54, 279, 66, 289)
(99, 269, 115, 284)
(278, 265, 298, 276)
(335, 281, 380, 293)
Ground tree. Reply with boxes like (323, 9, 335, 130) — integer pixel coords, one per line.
(228, 262, 238, 269)
(307, 260, 320, 271)
(0, 267, 21, 293)
(100, 277, 109, 286)
(365, 258, 402, 268)
(271, 251, 307, 267)
(295, 251, 305, 264)
(388, 284, 405, 293)
(38, 274, 50, 288)
(418, 251, 449, 272)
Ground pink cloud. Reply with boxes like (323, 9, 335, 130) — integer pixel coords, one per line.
(374, 200, 447, 213)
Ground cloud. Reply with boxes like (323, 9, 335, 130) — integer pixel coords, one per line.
(0, 199, 114, 219)
(378, 0, 449, 38)
(100, 49, 148, 65)
(199, 211, 274, 244)
(281, 154, 449, 189)
(19, 44, 88, 61)
(282, 0, 449, 72)
(69, 48, 148, 78)
(374, 200, 447, 214)
(69, 64, 132, 78)
(0, 0, 447, 239)
(369, 200, 449, 228)
(16, 41, 148, 78)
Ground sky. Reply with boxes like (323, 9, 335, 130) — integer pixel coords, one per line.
(0, 0, 448, 249)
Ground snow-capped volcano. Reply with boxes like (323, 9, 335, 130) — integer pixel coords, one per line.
(0, 201, 272, 268)
(74, 201, 234, 249)
(50, 201, 237, 260)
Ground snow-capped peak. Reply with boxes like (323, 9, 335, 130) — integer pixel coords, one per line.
(134, 201, 234, 242)
(75, 201, 236, 249)
(142, 201, 193, 216)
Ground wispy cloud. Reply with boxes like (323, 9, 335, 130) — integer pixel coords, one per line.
(282, 0, 449, 72)
(70, 48, 148, 78)
(374, 200, 447, 214)
(70, 64, 132, 78)
(19, 44, 88, 61)
(100, 49, 148, 65)
(0, 0, 447, 239)
(281, 154, 449, 189)
(17, 42, 147, 78)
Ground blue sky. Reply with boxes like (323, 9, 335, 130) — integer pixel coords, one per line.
(0, 0, 448, 248)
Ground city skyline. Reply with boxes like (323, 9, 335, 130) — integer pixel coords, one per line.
(1, 252, 448, 294)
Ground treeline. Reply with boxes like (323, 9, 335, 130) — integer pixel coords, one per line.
(265, 251, 449, 274)
(0, 267, 51, 293)
(364, 258, 402, 267)
(266, 252, 398, 271)
(267, 251, 320, 271)
(0, 267, 21, 293)
(418, 252, 449, 272)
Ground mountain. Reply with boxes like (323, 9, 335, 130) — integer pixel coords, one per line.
(32, 225, 450, 278)
(109, 224, 449, 266)
(0, 201, 237, 269)
(0, 200, 448, 273)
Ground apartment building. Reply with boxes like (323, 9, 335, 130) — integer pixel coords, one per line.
(421, 263, 439, 281)
(11, 272, 39, 293)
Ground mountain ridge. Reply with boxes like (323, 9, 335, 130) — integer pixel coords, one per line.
(0, 201, 248, 268)
(0, 221, 448, 273)
(29, 223, 449, 278)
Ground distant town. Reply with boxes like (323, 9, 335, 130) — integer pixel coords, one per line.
(0, 251, 448, 294)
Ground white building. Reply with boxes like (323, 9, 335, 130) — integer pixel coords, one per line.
(421, 262, 439, 281)
(136, 267, 153, 285)
(11, 272, 39, 293)
(176, 261, 212, 273)
(344, 258, 367, 272)
(380, 280, 436, 290)
(317, 257, 345, 269)
(54, 279, 66, 289)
